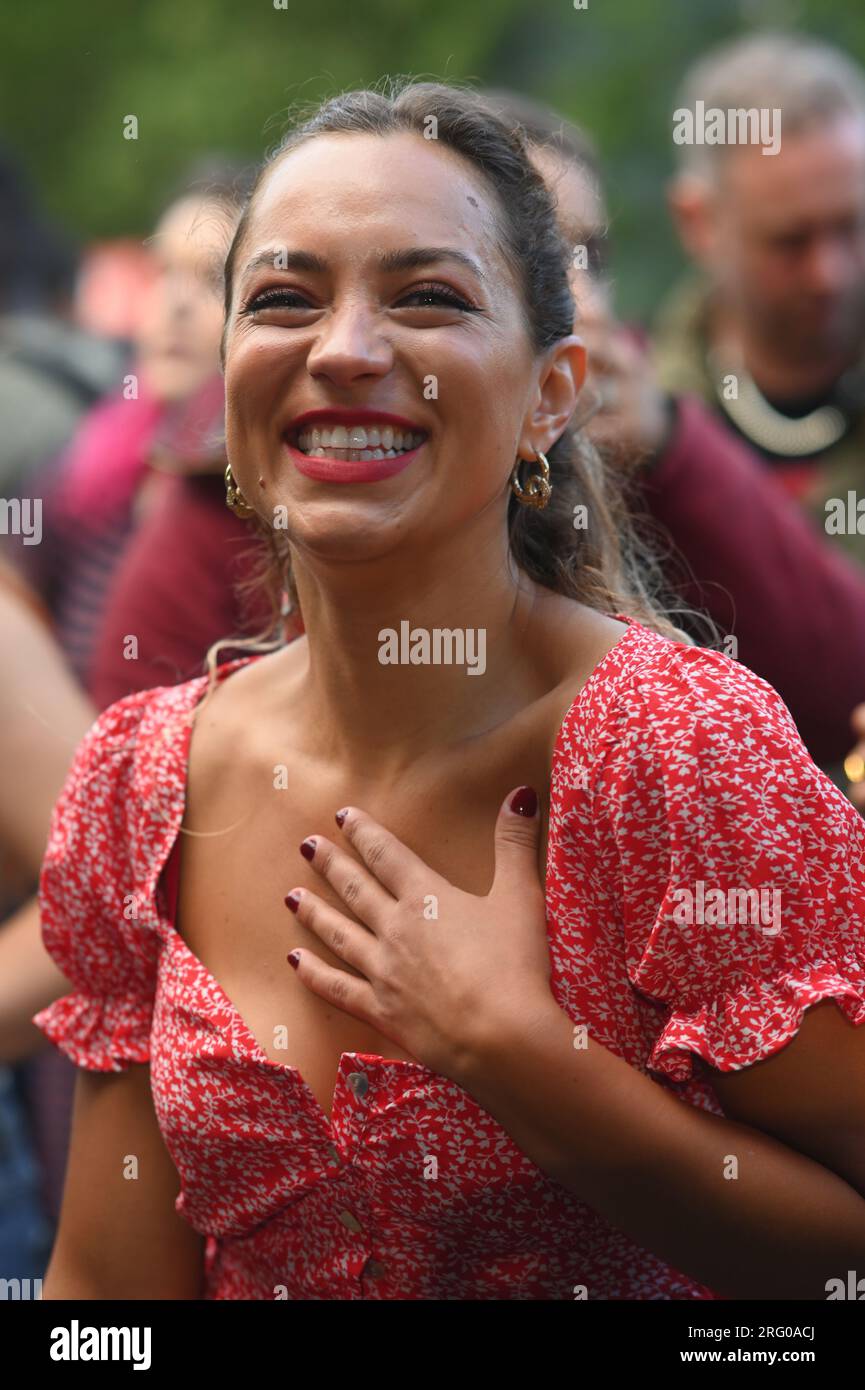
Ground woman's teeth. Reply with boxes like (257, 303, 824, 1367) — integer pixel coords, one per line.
(295, 424, 425, 460)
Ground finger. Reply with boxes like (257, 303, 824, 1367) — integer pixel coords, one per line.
(286, 947, 378, 1024)
(332, 806, 430, 899)
(284, 887, 377, 977)
(491, 785, 544, 898)
(850, 703, 865, 736)
(299, 834, 394, 926)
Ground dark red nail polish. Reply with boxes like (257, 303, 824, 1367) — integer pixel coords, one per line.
(335, 808, 349, 828)
(509, 785, 538, 817)
(284, 891, 302, 913)
(300, 838, 316, 861)
(287, 950, 301, 970)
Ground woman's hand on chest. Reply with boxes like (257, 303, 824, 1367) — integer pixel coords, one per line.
(285, 786, 556, 1080)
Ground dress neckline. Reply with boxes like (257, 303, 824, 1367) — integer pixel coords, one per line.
(155, 611, 648, 1129)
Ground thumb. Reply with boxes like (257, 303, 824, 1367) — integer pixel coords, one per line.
(491, 786, 542, 895)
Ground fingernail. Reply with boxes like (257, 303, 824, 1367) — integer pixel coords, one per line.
(335, 808, 349, 828)
(284, 891, 302, 913)
(509, 786, 538, 817)
(287, 950, 301, 970)
(299, 838, 317, 861)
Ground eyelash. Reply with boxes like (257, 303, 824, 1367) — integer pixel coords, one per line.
(243, 282, 477, 314)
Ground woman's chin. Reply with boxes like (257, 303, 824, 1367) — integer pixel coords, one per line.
(278, 505, 424, 567)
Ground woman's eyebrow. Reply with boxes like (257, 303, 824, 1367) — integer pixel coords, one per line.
(379, 247, 488, 283)
(241, 245, 488, 283)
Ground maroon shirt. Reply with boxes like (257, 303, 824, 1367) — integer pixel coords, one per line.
(637, 395, 865, 768)
(89, 470, 274, 709)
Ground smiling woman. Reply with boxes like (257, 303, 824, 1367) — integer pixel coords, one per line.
(33, 79, 865, 1302)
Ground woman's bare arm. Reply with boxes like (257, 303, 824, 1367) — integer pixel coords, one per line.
(707, 998, 865, 1198)
(0, 573, 94, 879)
(456, 995, 865, 1300)
(42, 1064, 205, 1300)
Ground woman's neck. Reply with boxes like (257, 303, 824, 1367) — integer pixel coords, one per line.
(287, 540, 549, 778)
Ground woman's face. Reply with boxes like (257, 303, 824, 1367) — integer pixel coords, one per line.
(222, 130, 583, 568)
(137, 195, 233, 403)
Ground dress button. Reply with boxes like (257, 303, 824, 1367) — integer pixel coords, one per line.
(339, 1209, 364, 1234)
(347, 1070, 368, 1099)
(363, 1258, 386, 1278)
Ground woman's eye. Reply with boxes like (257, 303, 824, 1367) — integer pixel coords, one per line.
(243, 283, 477, 315)
(396, 285, 476, 311)
(245, 288, 312, 313)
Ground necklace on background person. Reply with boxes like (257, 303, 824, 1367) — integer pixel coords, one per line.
(706, 345, 853, 456)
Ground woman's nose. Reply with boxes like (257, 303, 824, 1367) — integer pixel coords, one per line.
(306, 305, 393, 384)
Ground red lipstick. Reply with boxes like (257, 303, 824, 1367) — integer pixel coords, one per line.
(284, 439, 425, 483)
(284, 407, 428, 484)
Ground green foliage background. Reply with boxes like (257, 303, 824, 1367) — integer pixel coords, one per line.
(2, 0, 864, 319)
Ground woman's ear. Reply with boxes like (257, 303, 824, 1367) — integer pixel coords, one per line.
(523, 335, 586, 452)
(561, 335, 587, 395)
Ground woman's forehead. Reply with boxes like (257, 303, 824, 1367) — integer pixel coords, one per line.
(243, 130, 507, 271)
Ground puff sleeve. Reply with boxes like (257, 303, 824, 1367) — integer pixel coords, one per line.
(32, 691, 163, 1071)
(592, 642, 865, 1081)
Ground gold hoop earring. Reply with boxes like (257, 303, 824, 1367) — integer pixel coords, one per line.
(224, 463, 256, 518)
(510, 449, 551, 509)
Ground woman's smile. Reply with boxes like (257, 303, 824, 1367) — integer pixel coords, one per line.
(284, 406, 428, 483)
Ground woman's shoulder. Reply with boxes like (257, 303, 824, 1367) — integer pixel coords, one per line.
(548, 613, 856, 834)
(52, 659, 261, 841)
(69, 673, 210, 793)
(39, 660, 259, 953)
(566, 617, 864, 862)
(580, 617, 805, 765)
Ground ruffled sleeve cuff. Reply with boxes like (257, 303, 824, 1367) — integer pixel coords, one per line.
(32, 990, 153, 1072)
(647, 962, 865, 1082)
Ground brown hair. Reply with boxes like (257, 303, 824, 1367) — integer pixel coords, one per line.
(206, 77, 695, 695)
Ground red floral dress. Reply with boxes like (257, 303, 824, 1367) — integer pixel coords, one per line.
(34, 615, 865, 1299)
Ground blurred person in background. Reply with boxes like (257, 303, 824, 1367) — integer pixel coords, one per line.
(655, 31, 865, 567)
(88, 369, 285, 708)
(74, 239, 156, 345)
(0, 148, 125, 496)
(3, 161, 251, 686)
(481, 86, 865, 787)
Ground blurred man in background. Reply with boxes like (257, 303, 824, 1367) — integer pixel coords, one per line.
(655, 31, 865, 565)
(482, 85, 865, 786)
